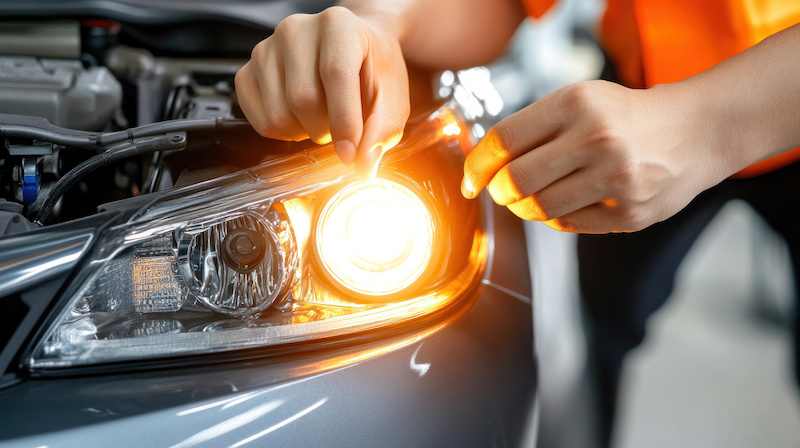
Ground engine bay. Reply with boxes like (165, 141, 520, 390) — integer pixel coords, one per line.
(0, 17, 310, 232)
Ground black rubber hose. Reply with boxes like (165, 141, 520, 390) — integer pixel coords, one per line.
(0, 114, 251, 152)
(35, 133, 187, 225)
(0, 114, 97, 149)
(94, 118, 252, 148)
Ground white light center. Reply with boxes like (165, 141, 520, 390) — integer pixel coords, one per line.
(316, 179, 434, 297)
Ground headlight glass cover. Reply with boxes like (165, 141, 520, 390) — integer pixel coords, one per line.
(27, 100, 488, 370)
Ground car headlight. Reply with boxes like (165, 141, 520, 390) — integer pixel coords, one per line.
(26, 101, 488, 371)
(315, 178, 435, 298)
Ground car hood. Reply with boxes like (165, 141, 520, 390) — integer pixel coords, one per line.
(0, 0, 332, 29)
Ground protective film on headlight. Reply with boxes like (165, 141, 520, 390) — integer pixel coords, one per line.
(27, 99, 489, 370)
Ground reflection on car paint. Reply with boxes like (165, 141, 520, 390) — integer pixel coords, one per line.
(409, 343, 431, 378)
(171, 399, 285, 448)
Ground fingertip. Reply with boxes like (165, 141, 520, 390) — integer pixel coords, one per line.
(461, 176, 477, 199)
(316, 134, 333, 145)
(334, 140, 356, 165)
(356, 145, 382, 181)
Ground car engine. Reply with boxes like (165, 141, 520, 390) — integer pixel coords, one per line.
(0, 14, 310, 233)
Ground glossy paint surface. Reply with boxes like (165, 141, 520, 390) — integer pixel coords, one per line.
(0, 227, 93, 297)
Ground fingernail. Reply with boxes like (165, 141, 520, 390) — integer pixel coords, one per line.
(334, 140, 356, 166)
(461, 177, 476, 199)
(358, 145, 382, 181)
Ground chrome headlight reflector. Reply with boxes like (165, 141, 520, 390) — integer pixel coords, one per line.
(27, 101, 487, 371)
(176, 209, 295, 315)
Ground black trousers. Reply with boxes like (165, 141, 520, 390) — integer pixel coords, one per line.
(578, 160, 800, 447)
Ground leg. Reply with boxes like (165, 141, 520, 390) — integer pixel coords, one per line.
(734, 161, 800, 393)
(578, 186, 729, 447)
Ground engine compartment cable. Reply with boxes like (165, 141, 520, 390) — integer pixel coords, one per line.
(34, 133, 187, 225)
(0, 114, 251, 152)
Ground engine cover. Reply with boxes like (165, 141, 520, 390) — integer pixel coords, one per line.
(0, 56, 121, 131)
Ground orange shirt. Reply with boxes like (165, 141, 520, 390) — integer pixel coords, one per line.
(522, 0, 800, 177)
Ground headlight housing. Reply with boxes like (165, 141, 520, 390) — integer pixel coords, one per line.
(26, 100, 489, 371)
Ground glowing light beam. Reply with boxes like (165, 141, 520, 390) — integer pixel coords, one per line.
(315, 179, 434, 298)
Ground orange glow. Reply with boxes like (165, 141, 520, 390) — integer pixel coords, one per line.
(480, 128, 511, 158)
(282, 196, 315, 254)
(377, 131, 404, 155)
(289, 231, 488, 372)
(286, 320, 448, 378)
(312, 321, 446, 371)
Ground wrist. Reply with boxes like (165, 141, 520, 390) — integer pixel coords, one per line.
(337, 1, 409, 43)
(669, 60, 799, 177)
(642, 81, 742, 187)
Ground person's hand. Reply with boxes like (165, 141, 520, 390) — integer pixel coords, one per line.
(461, 80, 734, 233)
(235, 6, 410, 179)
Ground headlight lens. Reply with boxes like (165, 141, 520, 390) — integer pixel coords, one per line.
(315, 179, 435, 298)
(27, 100, 488, 371)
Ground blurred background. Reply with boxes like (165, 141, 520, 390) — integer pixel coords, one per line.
(486, 0, 800, 446)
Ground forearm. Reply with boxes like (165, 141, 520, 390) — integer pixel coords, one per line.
(339, 0, 526, 70)
(666, 23, 800, 176)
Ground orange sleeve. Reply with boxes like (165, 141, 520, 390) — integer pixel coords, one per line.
(602, 0, 800, 177)
(519, 0, 558, 19)
(600, 0, 645, 88)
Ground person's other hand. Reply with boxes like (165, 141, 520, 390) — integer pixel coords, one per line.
(235, 6, 410, 180)
(462, 80, 729, 233)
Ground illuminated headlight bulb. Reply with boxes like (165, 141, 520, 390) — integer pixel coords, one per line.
(316, 179, 435, 297)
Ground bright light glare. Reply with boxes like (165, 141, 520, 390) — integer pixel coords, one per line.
(316, 179, 434, 297)
(442, 123, 461, 136)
